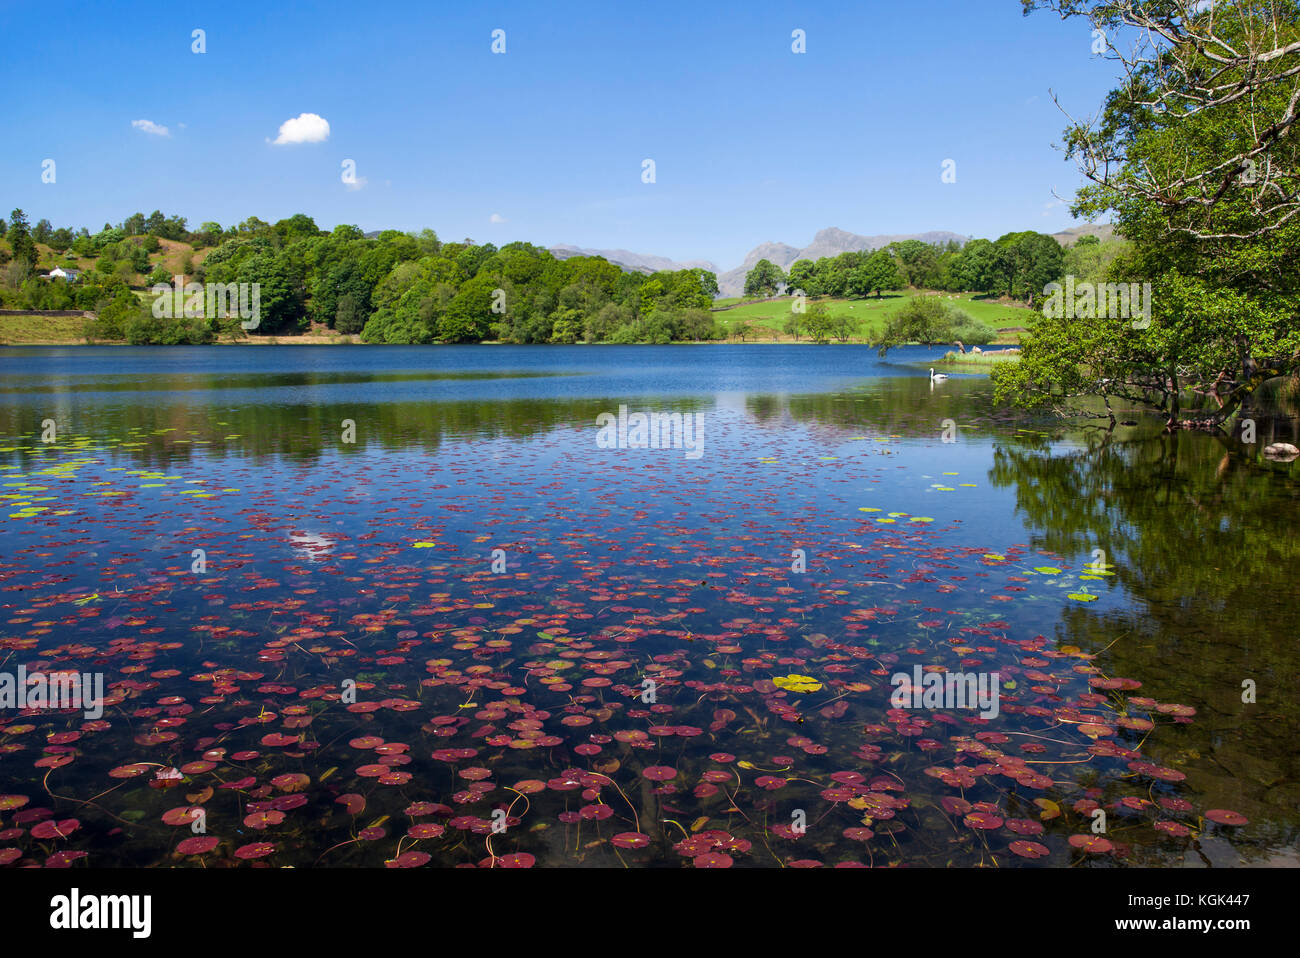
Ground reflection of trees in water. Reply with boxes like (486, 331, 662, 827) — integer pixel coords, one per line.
(988, 429, 1300, 858)
(751, 377, 1029, 437)
(0, 395, 710, 468)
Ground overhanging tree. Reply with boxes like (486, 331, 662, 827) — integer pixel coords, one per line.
(996, 0, 1300, 430)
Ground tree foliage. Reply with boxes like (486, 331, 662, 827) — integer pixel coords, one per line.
(744, 259, 786, 298)
(1000, 0, 1300, 430)
(875, 296, 994, 354)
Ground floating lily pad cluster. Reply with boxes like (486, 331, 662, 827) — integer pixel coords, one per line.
(0, 427, 1245, 868)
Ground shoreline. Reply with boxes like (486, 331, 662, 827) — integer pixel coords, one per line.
(1, 337, 1021, 348)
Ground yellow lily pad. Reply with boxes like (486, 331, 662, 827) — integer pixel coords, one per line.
(772, 674, 822, 694)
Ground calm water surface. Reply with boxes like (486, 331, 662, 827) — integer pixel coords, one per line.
(0, 345, 1295, 868)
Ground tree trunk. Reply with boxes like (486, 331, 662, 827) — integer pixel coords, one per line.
(1166, 364, 1180, 430)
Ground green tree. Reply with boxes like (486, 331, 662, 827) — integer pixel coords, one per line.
(335, 293, 366, 334)
(803, 302, 834, 343)
(584, 303, 631, 342)
(993, 231, 1064, 303)
(875, 296, 975, 354)
(692, 268, 720, 300)
(440, 273, 499, 342)
(743, 259, 785, 298)
(548, 306, 583, 343)
(236, 250, 302, 334)
(849, 250, 902, 298)
(1002, 0, 1300, 430)
(889, 240, 942, 288)
(274, 214, 321, 241)
(786, 259, 816, 295)
(1062, 236, 1127, 287)
(951, 238, 999, 292)
(6, 210, 37, 266)
(639, 278, 665, 316)
(87, 289, 140, 341)
(679, 307, 719, 341)
(829, 312, 857, 343)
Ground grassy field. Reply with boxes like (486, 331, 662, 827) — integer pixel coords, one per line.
(0, 314, 88, 344)
(0, 237, 217, 284)
(712, 291, 1030, 343)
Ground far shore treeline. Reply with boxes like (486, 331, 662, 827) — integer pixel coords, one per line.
(0, 208, 1089, 345)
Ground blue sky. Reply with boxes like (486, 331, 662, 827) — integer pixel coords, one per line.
(1, 0, 1120, 268)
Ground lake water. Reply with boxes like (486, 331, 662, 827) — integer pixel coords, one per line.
(0, 345, 1295, 868)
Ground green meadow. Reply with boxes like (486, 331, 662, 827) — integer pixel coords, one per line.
(0, 313, 88, 344)
(711, 291, 1029, 342)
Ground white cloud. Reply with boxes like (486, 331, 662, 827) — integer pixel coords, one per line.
(131, 119, 170, 137)
(489, 213, 507, 224)
(345, 176, 369, 192)
(271, 113, 330, 145)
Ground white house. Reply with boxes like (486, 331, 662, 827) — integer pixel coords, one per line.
(46, 267, 81, 282)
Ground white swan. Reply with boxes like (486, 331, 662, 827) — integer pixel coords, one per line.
(930, 367, 948, 382)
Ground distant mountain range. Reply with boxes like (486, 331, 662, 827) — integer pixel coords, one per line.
(550, 224, 1112, 297)
(1050, 223, 1115, 246)
(553, 228, 970, 297)
(549, 245, 719, 276)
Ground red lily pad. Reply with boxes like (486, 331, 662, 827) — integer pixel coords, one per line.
(1068, 834, 1114, 853)
(386, 851, 431, 868)
(234, 842, 275, 860)
(1009, 840, 1050, 859)
(244, 810, 285, 829)
(940, 796, 972, 816)
(270, 773, 309, 792)
(176, 835, 219, 855)
(335, 793, 365, 816)
(44, 850, 88, 867)
(694, 852, 733, 868)
(1005, 819, 1045, 836)
(1205, 809, 1248, 826)
(161, 807, 202, 827)
(30, 819, 79, 840)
